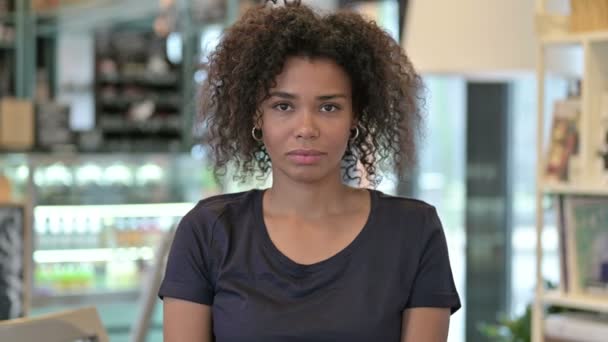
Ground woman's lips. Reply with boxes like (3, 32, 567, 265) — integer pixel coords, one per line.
(286, 149, 326, 165)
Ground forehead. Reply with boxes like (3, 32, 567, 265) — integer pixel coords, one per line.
(271, 56, 352, 96)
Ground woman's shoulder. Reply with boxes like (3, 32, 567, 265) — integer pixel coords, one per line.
(370, 190, 446, 251)
(373, 189, 436, 215)
(182, 189, 259, 226)
(197, 189, 258, 212)
(371, 189, 442, 234)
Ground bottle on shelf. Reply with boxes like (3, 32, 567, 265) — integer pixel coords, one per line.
(48, 215, 61, 250)
(126, 217, 138, 247)
(35, 216, 49, 250)
(115, 216, 126, 247)
(61, 216, 73, 250)
(75, 215, 88, 249)
(101, 216, 115, 248)
(105, 260, 138, 290)
(90, 215, 102, 249)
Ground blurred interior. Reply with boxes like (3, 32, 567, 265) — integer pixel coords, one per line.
(1, 1, 603, 341)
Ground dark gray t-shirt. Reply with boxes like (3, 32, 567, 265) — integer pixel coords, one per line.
(159, 189, 461, 341)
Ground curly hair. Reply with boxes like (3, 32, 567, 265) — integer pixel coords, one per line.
(199, 0, 423, 186)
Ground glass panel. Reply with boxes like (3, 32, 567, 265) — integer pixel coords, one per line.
(26, 152, 219, 342)
(510, 76, 572, 317)
(416, 75, 466, 342)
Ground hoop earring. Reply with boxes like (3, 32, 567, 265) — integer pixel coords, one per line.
(350, 127, 359, 142)
(252, 126, 263, 142)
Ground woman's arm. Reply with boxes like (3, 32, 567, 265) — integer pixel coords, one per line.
(163, 297, 213, 342)
(400, 307, 450, 342)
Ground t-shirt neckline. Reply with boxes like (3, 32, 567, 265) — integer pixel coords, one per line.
(254, 188, 378, 274)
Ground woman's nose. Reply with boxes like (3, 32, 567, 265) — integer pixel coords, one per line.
(295, 110, 319, 139)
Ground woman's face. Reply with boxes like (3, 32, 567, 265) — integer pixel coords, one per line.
(259, 56, 355, 184)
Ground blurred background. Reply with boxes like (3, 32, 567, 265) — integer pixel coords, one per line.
(1, 1, 607, 342)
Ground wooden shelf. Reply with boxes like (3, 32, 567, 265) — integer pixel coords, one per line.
(540, 33, 584, 46)
(584, 30, 608, 43)
(534, 6, 608, 342)
(0, 201, 25, 208)
(541, 182, 608, 196)
(542, 291, 608, 314)
(541, 30, 608, 46)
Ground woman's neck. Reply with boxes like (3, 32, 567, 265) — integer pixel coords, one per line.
(264, 173, 356, 220)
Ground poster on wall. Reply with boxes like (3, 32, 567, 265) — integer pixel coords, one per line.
(0, 204, 26, 320)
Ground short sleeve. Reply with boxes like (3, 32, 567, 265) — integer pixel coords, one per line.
(405, 207, 461, 314)
(158, 209, 215, 306)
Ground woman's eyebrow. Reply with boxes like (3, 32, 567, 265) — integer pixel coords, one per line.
(317, 94, 348, 101)
(268, 91, 297, 99)
(268, 92, 348, 100)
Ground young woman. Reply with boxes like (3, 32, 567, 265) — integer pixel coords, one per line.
(159, 1, 461, 341)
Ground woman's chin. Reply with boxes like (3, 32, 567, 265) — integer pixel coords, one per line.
(278, 166, 333, 184)
(287, 172, 327, 184)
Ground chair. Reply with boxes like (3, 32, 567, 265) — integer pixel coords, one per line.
(0, 306, 109, 342)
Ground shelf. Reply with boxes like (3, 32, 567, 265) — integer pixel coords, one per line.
(98, 74, 179, 87)
(540, 33, 584, 46)
(32, 0, 161, 33)
(99, 99, 181, 111)
(33, 247, 155, 264)
(541, 182, 608, 196)
(0, 200, 24, 207)
(541, 30, 608, 46)
(102, 130, 181, 138)
(542, 291, 608, 313)
(32, 288, 140, 308)
(34, 202, 193, 218)
(99, 117, 182, 138)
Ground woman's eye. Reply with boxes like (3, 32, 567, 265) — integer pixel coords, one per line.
(273, 103, 292, 111)
(320, 104, 339, 112)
